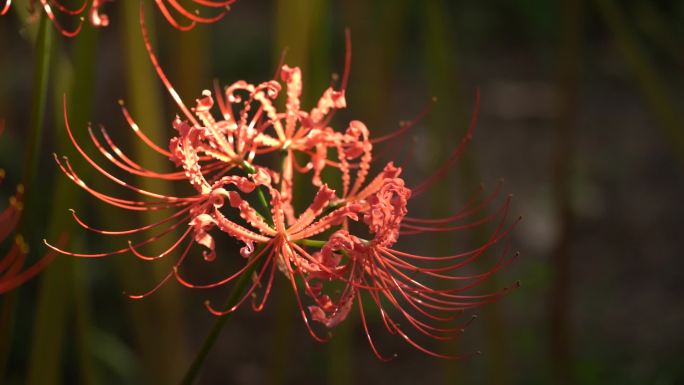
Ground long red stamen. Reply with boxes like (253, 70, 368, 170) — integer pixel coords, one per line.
(412, 89, 480, 197)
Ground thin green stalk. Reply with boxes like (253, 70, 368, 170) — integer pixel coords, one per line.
(21, 6, 52, 196)
(28, 21, 100, 385)
(179, 0, 326, 372)
(120, 2, 189, 383)
(179, 255, 265, 385)
(67, 25, 100, 385)
(242, 161, 273, 225)
(0, 10, 52, 381)
(177, 158, 271, 384)
(295, 239, 325, 248)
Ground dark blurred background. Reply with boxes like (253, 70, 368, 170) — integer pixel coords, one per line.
(0, 0, 683, 384)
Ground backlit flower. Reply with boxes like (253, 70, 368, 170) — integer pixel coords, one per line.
(176, 176, 363, 342)
(44, 95, 271, 298)
(286, 107, 523, 358)
(44, 16, 519, 359)
(0, 0, 236, 36)
(306, 169, 520, 359)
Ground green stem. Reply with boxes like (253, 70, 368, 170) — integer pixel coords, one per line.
(242, 161, 273, 225)
(294, 239, 325, 248)
(179, 119, 311, 385)
(179, 3, 339, 373)
(121, 3, 189, 382)
(21, 6, 53, 196)
(0, 11, 52, 380)
(179, 255, 265, 385)
(178, 154, 285, 385)
(28, 14, 103, 385)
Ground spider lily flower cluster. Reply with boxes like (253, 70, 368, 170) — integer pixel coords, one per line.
(0, 121, 55, 293)
(46, 25, 519, 358)
(0, 0, 236, 36)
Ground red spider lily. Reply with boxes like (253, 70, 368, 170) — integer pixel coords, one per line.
(305, 166, 520, 359)
(200, 65, 358, 226)
(45, 95, 354, 330)
(43, 95, 272, 298)
(185, 178, 364, 343)
(44, 7, 520, 359)
(196, 32, 354, 225)
(140, 18, 361, 224)
(0, 0, 236, 37)
(0, 120, 56, 293)
(179, 83, 519, 358)
(281, 88, 523, 359)
(256, 63, 348, 224)
(43, 6, 288, 299)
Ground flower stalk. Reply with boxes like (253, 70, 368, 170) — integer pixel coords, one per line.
(45, 6, 519, 378)
(179, 248, 265, 385)
(22, 9, 53, 208)
(0, 10, 53, 379)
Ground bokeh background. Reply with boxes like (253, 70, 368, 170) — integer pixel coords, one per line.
(1, 0, 683, 384)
